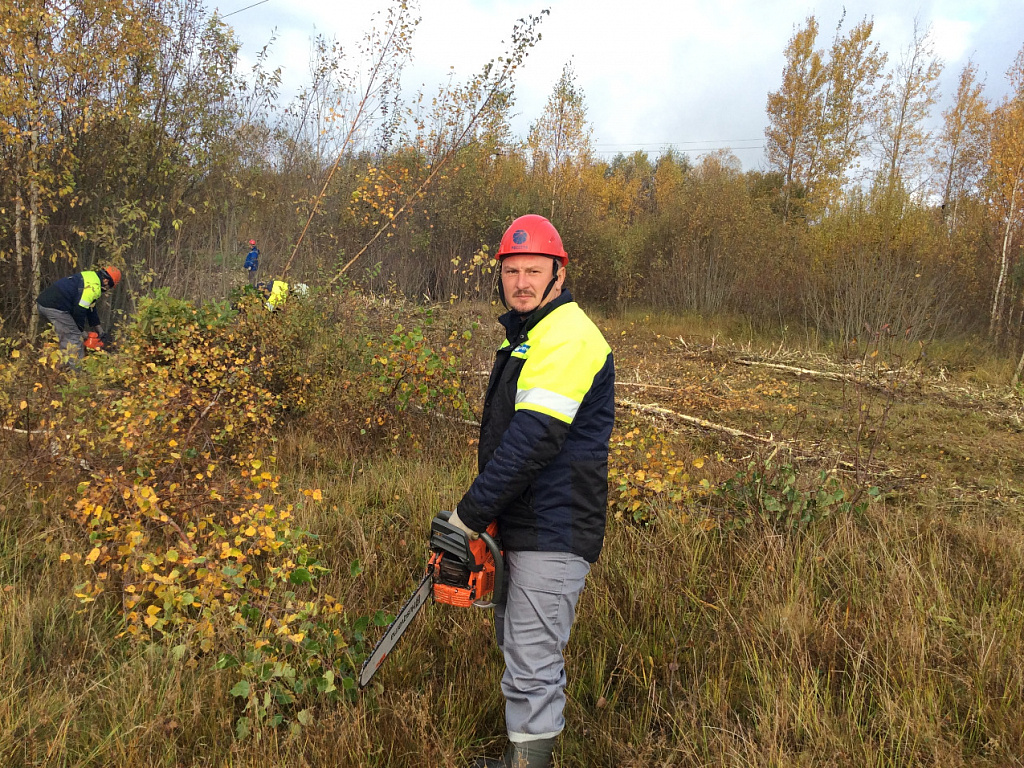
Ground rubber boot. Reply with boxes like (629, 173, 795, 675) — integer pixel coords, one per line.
(467, 737, 555, 768)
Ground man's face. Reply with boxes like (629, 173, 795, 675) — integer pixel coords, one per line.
(500, 254, 565, 314)
(100, 276, 113, 291)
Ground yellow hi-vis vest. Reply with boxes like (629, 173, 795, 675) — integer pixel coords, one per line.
(79, 271, 103, 310)
(267, 280, 289, 310)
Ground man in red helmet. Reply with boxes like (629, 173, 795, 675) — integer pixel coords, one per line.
(36, 266, 121, 366)
(450, 214, 615, 768)
(244, 240, 260, 286)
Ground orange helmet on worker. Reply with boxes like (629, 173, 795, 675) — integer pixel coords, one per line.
(495, 215, 567, 314)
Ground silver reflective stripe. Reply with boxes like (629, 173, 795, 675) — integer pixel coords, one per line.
(516, 387, 580, 420)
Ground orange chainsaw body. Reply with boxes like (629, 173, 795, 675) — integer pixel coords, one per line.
(428, 518, 500, 607)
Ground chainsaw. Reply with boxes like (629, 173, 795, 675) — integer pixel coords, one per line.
(84, 331, 114, 352)
(358, 510, 504, 688)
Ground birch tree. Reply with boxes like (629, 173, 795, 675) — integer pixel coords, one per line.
(765, 16, 825, 220)
(932, 60, 990, 231)
(874, 19, 943, 195)
(813, 16, 885, 209)
(0, 0, 156, 332)
(528, 61, 593, 220)
(989, 47, 1024, 342)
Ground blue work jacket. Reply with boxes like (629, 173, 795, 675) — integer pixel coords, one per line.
(458, 290, 615, 563)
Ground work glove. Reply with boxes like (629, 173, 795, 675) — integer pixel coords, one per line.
(449, 509, 479, 540)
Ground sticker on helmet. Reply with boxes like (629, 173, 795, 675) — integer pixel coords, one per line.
(512, 230, 528, 247)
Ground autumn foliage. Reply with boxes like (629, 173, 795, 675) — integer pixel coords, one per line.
(1, 286, 481, 736)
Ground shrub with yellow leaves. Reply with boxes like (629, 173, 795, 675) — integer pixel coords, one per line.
(5, 285, 476, 738)
(36, 289, 373, 737)
(607, 426, 714, 524)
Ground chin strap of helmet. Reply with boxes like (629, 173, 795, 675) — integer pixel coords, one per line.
(497, 273, 509, 311)
(497, 258, 561, 315)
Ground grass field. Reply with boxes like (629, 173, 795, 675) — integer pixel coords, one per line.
(2, 303, 1023, 767)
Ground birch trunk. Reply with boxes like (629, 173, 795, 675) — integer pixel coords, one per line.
(15, 166, 25, 327)
(27, 131, 41, 339)
(990, 178, 1019, 339)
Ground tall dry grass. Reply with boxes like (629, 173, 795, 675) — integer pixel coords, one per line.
(2, 305, 1023, 767)
(4, 423, 1023, 766)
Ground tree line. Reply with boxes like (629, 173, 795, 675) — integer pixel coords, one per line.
(2, 1, 1023, 355)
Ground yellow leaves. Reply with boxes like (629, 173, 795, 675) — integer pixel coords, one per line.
(10, 349, 19, 359)
(693, 457, 705, 469)
(85, 547, 101, 565)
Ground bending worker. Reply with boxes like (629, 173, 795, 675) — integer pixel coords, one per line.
(36, 266, 121, 364)
(449, 215, 615, 768)
(258, 279, 289, 311)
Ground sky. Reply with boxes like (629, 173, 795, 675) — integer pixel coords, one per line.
(221, 0, 1024, 170)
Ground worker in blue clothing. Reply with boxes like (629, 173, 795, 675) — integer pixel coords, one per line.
(450, 215, 615, 768)
(244, 240, 260, 286)
(36, 266, 122, 365)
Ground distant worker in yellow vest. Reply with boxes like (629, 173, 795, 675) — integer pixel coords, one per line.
(36, 267, 122, 365)
(257, 279, 289, 311)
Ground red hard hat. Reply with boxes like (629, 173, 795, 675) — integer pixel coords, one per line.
(102, 266, 121, 286)
(249, 240, 256, 245)
(496, 215, 567, 265)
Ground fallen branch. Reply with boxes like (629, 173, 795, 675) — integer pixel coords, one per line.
(1, 424, 49, 436)
(733, 358, 900, 391)
(615, 398, 878, 475)
(616, 398, 774, 444)
(615, 381, 681, 394)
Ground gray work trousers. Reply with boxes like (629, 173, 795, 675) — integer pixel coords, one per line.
(37, 304, 84, 364)
(494, 550, 591, 743)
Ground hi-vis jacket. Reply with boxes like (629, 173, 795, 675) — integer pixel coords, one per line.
(266, 280, 289, 310)
(458, 290, 615, 563)
(36, 271, 104, 331)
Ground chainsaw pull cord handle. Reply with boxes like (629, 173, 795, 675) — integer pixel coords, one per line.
(473, 529, 505, 609)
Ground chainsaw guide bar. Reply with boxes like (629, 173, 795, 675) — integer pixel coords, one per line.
(357, 512, 504, 689)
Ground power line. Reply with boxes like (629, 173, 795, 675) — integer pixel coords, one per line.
(596, 139, 764, 147)
(221, 0, 270, 20)
(592, 143, 765, 156)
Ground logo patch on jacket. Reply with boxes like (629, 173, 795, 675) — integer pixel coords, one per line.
(512, 343, 530, 355)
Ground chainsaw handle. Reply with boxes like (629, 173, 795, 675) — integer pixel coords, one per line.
(474, 529, 504, 609)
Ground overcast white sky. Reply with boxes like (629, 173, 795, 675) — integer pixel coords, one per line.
(221, 0, 1024, 170)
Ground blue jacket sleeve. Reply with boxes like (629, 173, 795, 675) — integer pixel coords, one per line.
(456, 409, 569, 532)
